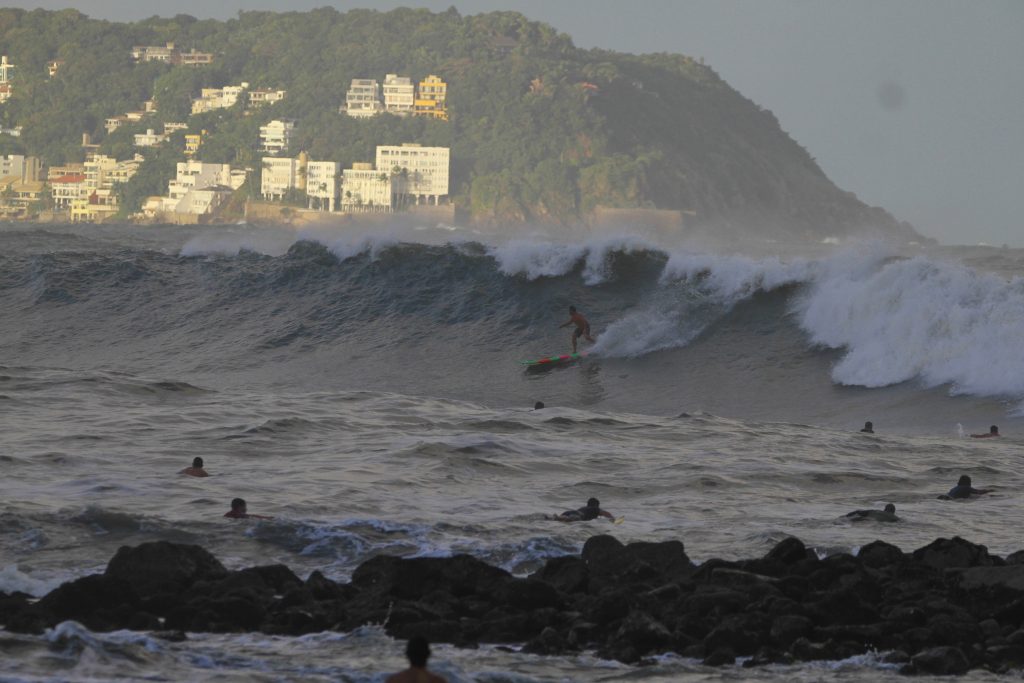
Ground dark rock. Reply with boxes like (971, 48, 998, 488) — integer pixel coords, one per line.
(35, 574, 138, 628)
(239, 565, 302, 594)
(704, 622, 761, 656)
(1005, 550, 1024, 565)
(985, 644, 1024, 671)
(702, 647, 736, 666)
(522, 626, 568, 655)
(909, 645, 970, 675)
(857, 540, 905, 569)
(682, 587, 749, 617)
(954, 565, 1024, 592)
(881, 649, 909, 663)
(623, 540, 693, 578)
(789, 637, 837, 662)
(351, 554, 509, 599)
(911, 537, 996, 570)
(531, 556, 588, 594)
(493, 577, 564, 610)
(305, 570, 345, 600)
(581, 535, 661, 591)
(927, 615, 981, 647)
(743, 646, 793, 666)
(770, 614, 813, 647)
(613, 611, 673, 656)
(105, 541, 227, 595)
(764, 537, 809, 566)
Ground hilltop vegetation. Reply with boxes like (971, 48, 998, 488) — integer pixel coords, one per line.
(0, 7, 915, 238)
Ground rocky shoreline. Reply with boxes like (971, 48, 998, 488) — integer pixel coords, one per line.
(4, 535, 1024, 675)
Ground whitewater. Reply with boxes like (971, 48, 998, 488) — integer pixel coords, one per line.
(2, 221, 1023, 681)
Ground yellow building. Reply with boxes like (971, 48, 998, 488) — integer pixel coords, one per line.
(414, 75, 448, 121)
(184, 130, 205, 157)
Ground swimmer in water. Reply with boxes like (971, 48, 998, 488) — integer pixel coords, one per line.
(386, 637, 447, 683)
(944, 475, 992, 500)
(180, 456, 209, 477)
(860, 421, 874, 434)
(845, 503, 898, 522)
(554, 497, 614, 522)
(224, 497, 273, 519)
(970, 425, 999, 438)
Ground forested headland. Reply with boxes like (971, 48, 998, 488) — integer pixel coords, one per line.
(0, 6, 919, 239)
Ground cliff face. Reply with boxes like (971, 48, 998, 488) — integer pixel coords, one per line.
(0, 8, 921, 240)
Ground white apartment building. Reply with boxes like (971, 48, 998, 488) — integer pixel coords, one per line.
(382, 74, 414, 115)
(50, 173, 87, 207)
(261, 157, 301, 200)
(375, 143, 450, 205)
(0, 56, 13, 102)
(344, 79, 383, 118)
(259, 119, 295, 155)
(248, 89, 286, 108)
(0, 155, 41, 182)
(191, 83, 249, 114)
(306, 161, 341, 212)
(0, 55, 15, 83)
(341, 163, 391, 212)
(133, 129, 168, 147)
(154, 161, 244, 216)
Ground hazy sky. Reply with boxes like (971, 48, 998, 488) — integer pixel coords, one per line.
(9, 0, 1024, 245)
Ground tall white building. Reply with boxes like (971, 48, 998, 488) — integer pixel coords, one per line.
(306, 161, 341, 212)
(382, 74, 414, 115)
(375, 143, 450, 205)
(344, 79, 383, 118)
(341, 163, 391, 212)
(0, 55, 14, 102)
(259, 119, 295, 155)
(261, 157, 301, 200)
(0, 154, 41, 182)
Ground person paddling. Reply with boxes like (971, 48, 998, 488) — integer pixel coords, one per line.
(554, 497, 614, 522)
(386, 637, 447, 683)
(224, 498, 273, 519)
(180, 457, 209, 477)
(559, 305, 595, 353)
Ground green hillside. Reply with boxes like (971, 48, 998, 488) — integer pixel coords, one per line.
(0, 6, 917, 238)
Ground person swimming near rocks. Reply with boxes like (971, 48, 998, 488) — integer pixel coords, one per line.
(386, 636, 447, 683)
(941, 475, 993, 500)
(845, 503, 898, 522)
(180, 457, 209, 477)
(554, 497, 614, 522)
(224, 497, 273, 519)
(971, 425, 1000, 438)
(860, 421, 874, 434)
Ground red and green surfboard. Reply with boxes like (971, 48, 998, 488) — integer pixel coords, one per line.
(519, 351, 588, 367)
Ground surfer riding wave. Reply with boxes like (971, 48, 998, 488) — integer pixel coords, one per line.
(560, 305, 595, 353)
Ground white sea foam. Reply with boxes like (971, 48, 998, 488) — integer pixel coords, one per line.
(795, 252, 1024, 397)
(0, 564, 62, 597)
(488, 236, 656, 284)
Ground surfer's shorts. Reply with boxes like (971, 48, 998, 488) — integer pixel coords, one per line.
(573, 327, 587, 339)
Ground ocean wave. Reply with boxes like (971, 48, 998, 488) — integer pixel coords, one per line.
(794, 252, 1024, 397)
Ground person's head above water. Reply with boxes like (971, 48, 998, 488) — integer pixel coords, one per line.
(534, 401, 545, 410)
(957, 475, 972, 487)
(192, 457, 204, 469)
(990, 425, 999, 435)
(863, 421, 873, 430)
(884, 503, 896, 513)
(230, 497, 246, 512)
(405, 636, 431, 668)
(586, 497, 600, 508)
(569, 305, 577, 314)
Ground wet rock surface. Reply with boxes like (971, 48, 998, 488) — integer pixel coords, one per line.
(4, 534, 1024, 674)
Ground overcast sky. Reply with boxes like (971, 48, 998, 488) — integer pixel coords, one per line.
(9, 0, 1024, 245)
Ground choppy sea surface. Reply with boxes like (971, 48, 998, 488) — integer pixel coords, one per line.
(2, 222, 1023, 681)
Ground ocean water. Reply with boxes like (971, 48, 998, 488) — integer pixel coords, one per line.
(2, 222, 1023, 681)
